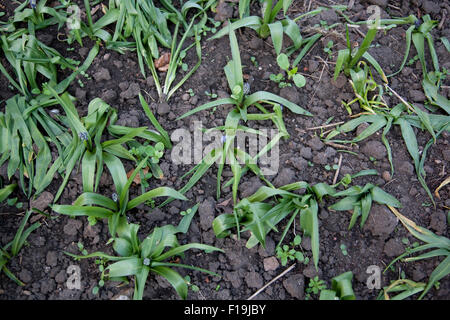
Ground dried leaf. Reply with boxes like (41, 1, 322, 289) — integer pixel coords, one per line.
(154, 52, 171, 72)
(434, 176, 450, 199)
(126, 167, 149, 185)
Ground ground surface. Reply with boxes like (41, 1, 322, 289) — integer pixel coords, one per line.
(0, 0, 449, 300)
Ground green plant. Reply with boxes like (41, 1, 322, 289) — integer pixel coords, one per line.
(377, 279, 426, 300)
(64, 206, 222, 300)
(319, 271, 355, 300)
(275, 235, 307, 266)
(0, 209, 41, 286)
(323, 40, 333, 58)
(306, 276, 327, 296)
(386, 206, 450, 300)
(326, 103, 450, 205)
(329, 183, 402, 230)
(105, 0, 216, 102)
(52, 156, 187, 237)
(44, 90, 170, 202)
(170, 26, 312, 206)
(342, 62, 388, 115)
(213, 2, 344, 66)
(334, 23, 387, 83)
(275, 53, 306, 88)
(0, 184, 17, 203)
(213, 181, 336, 269)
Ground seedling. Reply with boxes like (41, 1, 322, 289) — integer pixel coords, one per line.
(184, 275, 200, 293)
(205, 91, 218, 99)
(0, 209, 41, 286)
(276, 54, 306, 88)
(329, 182, 402, 230)
(275, 235, 307, 266)
(52, 157, 187, 238)
(334, 23, 387, 83)
(340, 243, 348, 256)
(171, 26, 312, 206)
(306, 276, 327, 297)
(323, 40, 334, 58)
(250, 56, 258, 67)
(386, 206, 450, 299)
(187, 88, 195, 97)
(64, 208, 222, 300)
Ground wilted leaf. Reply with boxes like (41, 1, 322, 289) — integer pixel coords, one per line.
(127, 167, 149, 185)
(434, 176, 450, 199)
(154, 53, 171, 72)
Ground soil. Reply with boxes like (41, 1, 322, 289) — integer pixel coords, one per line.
(0, 0, 449, 300)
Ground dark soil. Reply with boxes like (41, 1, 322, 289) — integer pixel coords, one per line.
(0, 0, 449, 300)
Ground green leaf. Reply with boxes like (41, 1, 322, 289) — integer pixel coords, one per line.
(293, 74, 306, 88)
(151, 266, 188, 299)
(371, 186, 402, 207)
(127, 187, 187, 211)
(0, 184, 17, 202)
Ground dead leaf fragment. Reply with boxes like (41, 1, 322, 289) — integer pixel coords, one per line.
(434, 176, 450, 199)
(154, 52, 171, 72)
(126, 167, 149, 185)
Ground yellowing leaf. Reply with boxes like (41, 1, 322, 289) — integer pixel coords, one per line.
(126, 167, 149, 185)
(434, 176, 450, 199)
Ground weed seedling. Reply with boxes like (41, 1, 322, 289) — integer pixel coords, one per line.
(276, 235, 306, 266)
(324, 40, 334, 58)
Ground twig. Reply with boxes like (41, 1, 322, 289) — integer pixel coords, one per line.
(247, 264, 296, 300)
(384, 84, 416, 114)
(325, 140, 353, 150)
(306, 121, 344, 130)
(438, 9, 447, 30)
(332, 154, 343, 185)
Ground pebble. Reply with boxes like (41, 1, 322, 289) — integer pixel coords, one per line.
(263, 257, 280, 272)
(282, 274, 305, 299)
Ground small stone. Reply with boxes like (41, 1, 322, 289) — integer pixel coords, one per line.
(382, 171, 392, 181)
(214, 1, 233, 21)
(103, 53, 111, 61)
(31, 191, 54, 212)
(383, 238, 405, 257)
(412, 267, 426, 282)
(300, 147, 313, 160)
(409, 90, 426, 102)
(245, 271, 264, 289)
(282, 274, 305, 299)
(100, 89, 117, 104)
(331, 75, 347, 89)
(363, 204, 398, 237)
(366, 0, 388, 7)
(120, 82, 140, 100)
(263, 257, 280, 272)
(308, 60, 320, 73)
(273, 168, 296, 187)
(46, 251, 58, 267)
(442, 149, 450, 161)
(55, 270, 66, 284)
(199, 197, 215, 231)
(181, 93, 190, 101)
(303, 264, 322, 279)
(93, 68, 111, 82)
(63, 219, 83, 236)
(361, 140, 387, 160)
(19, 269, 32, 283)
(240, 176, 263, 199)
(307, 136, 324, 151)
(429, 212, 446, 234)
(156, 102, 170, 115)
(398, 161, 414, 176)
(422, 0, 441, 15)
